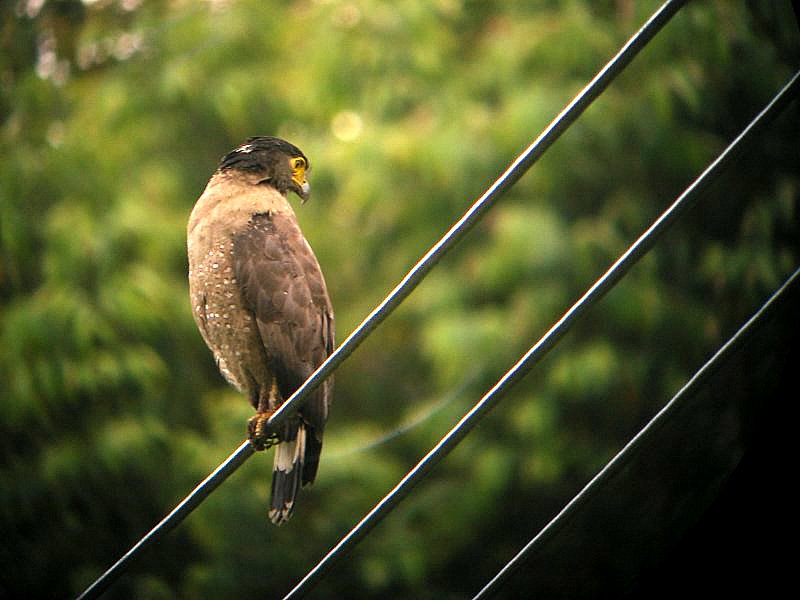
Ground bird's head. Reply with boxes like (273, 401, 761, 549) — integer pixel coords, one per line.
(218, 136, 311, 202)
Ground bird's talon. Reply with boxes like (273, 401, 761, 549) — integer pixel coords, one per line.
(248, 412, 277, 451)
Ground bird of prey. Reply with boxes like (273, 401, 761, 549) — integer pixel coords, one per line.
(187, 136, 334, 524)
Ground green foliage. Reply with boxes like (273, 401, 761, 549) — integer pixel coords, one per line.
(1, 0, 797, 597)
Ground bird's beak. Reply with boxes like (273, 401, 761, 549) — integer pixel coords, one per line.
(291, 167, 310, 204)
(298, 180, 311, 204)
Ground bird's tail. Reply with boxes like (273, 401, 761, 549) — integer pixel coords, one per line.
(269, 422, 307, 525)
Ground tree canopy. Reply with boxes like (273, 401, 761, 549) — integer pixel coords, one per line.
(1, 1, 798, 597)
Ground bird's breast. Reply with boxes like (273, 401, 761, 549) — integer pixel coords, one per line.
(187, 178, 298, 398)
(188, 229, 271, 396)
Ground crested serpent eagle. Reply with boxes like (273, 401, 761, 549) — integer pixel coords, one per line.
(187, 137, 334, 524)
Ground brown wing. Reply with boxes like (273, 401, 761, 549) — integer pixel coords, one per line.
(233, 211, 334, 440)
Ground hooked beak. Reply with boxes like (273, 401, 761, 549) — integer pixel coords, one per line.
(297, 180, 311, 204)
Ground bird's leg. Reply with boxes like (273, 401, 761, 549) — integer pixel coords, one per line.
(247, 380, 281, 451)
(248, 403, 277, 451)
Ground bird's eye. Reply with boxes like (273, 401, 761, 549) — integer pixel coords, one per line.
(291, 157, 307, 170)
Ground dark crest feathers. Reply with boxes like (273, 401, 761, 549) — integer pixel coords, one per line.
(218, 136, 308, 172)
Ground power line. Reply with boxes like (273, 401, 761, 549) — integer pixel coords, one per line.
(473, 265, 800, 599)
(282, 69, 800, 599)
(326, 364, 485, 460)
(78, 1, 686, 597)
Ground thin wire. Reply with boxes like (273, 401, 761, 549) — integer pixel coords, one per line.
(77, 1, 685, 597)
(473, 264, 800, 599)
(327, 366, 485, 460)
(283, 70, 800, 600)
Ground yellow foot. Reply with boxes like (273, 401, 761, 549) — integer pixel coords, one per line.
(247, 411, 278, 451)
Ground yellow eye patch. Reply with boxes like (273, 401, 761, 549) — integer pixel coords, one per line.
(289, 156, 310, 201)
(291, 156, 307, 172)
(290, 156, 307, 185)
